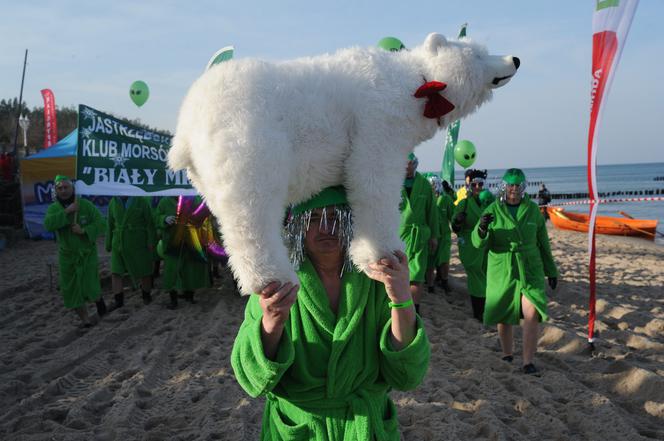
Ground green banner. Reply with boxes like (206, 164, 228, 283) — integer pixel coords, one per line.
(441, 120, 459, 184)
(75, 105, 196, 196)
(441, 23, 468, 185)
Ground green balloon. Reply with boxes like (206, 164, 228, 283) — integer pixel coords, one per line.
(454, 140, 477, 168)
(129, 80, 149, 107)
(377, 36, 406, 52)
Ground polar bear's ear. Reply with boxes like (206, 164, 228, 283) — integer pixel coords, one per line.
(424, 33, 447, 54)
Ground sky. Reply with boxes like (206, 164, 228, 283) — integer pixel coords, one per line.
(1, 0, 662, 171)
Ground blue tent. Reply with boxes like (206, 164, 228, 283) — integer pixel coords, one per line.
(29, 129, 78, 159)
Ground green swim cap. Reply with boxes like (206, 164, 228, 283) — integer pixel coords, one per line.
(54, 174, 71, 183)
(377, 37, 406, 52)
(291, 186, 348, 216)
(502, 168, 526, 185)
(479, 189, 495, 206)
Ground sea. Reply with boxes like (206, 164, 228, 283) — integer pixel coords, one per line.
(444, 162, 664, 245)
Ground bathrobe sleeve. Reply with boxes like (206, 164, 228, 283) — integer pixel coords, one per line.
(231, 295, 295, 398)
(377, 292, 430, 391)
(44, 202, 71, 232)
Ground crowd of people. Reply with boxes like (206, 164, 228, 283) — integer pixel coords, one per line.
(45, 160, 558, 439)
(45, 175, 219, 328)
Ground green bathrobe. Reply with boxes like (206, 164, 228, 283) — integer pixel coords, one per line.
(231, 260, 430, 441)
(471, 196, 558, 325)
(44, 198, 106, 309)
(155, 197, 210, 291)
(399, 172, 439, 283)
(432, 193, 454, 266)
(106, 196, 156, 279)
(453, 195, 486, 298)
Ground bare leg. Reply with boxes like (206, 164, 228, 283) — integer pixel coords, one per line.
(111, 274, 123, 295)
(498, 323, 513, 357)
(437, 263, 450, 292)
(410, 282, 423, 315)
(75, 306, 91, 326)
(141, 275, 153, 304)
(141, 275, 152, 291)
(521, 295, 540, 366)
(425, 267, 435, 292)
(112, 274, 125, 308)
(437, 262, 449, 281)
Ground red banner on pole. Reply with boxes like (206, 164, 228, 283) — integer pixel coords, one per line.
(41, 89, 58, 148)
(587, 0, 638, 343)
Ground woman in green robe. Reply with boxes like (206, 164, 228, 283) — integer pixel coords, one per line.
(452, 169, 488, 321)
(433, 182, 455, 293)
(106, 196, 156, 307)
(232, 186, 430, 441)
(472, 169, 558, 374)
(44, 175, 107, 327)
(155, 196, 211, 308)
(399, 154, 439, 314)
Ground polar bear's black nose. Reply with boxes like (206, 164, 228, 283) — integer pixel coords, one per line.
(513, 57, 520, 70)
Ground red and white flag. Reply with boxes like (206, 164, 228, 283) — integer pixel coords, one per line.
(587, 0, 638, 343)
(41, 89, 58, 148)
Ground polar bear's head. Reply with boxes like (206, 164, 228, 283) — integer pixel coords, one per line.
(416, 32, 519, 124)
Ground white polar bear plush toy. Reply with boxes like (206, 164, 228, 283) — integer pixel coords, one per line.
(169, 32, 519, 295)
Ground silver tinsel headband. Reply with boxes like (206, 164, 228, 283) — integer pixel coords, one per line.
(284, 205, 355, 277)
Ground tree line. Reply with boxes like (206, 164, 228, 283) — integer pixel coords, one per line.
(0, 98, 170, 154)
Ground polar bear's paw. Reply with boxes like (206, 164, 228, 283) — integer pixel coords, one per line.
(231, 258, 300, 296)
(349, 237, 403, 274)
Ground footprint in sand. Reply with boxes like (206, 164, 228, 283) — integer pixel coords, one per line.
(42, 406, 69, 423)
(115, 368, 139, 382)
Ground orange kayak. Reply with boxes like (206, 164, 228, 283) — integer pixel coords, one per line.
(547, 206, 659, 240)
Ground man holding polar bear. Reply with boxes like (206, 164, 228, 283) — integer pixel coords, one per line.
(170, 31, 519, 439)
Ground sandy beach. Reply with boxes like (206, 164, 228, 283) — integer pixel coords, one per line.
(0, 226, 662, 441)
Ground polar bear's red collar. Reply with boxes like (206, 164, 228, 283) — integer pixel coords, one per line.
(413, 80, 455, 123)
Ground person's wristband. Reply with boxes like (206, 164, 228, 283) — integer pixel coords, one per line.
(388, 298, 414, 309)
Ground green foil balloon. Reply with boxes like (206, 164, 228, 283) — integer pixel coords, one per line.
(129, 80, 149, 107)
(454, 140, 477, 168)
(377, 36, 406, 52)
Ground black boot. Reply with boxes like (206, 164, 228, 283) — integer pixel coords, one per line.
(184, 290, 196, 304)
(95, 298, 108, 317)
(168, 291, 178, 310)
(440, 279, 450, 293)
(142, 290, 152, 305)
(114, 292, 124, 308)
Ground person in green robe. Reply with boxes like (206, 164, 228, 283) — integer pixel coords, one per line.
(399, 153, 439, 315)
(232, 186, 430, 441)
(106, 196, 156, 307)
(472, 168, 559, 374)
(155, 196, 211, 309)
(452, 169, 488, 321)
(44, 175, 107, 327)
(426, 177, 455, 294)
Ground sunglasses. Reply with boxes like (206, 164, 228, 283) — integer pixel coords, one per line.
(470, 182, 484, 188)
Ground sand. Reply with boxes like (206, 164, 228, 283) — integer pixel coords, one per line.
(0, 226, 663, 440)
